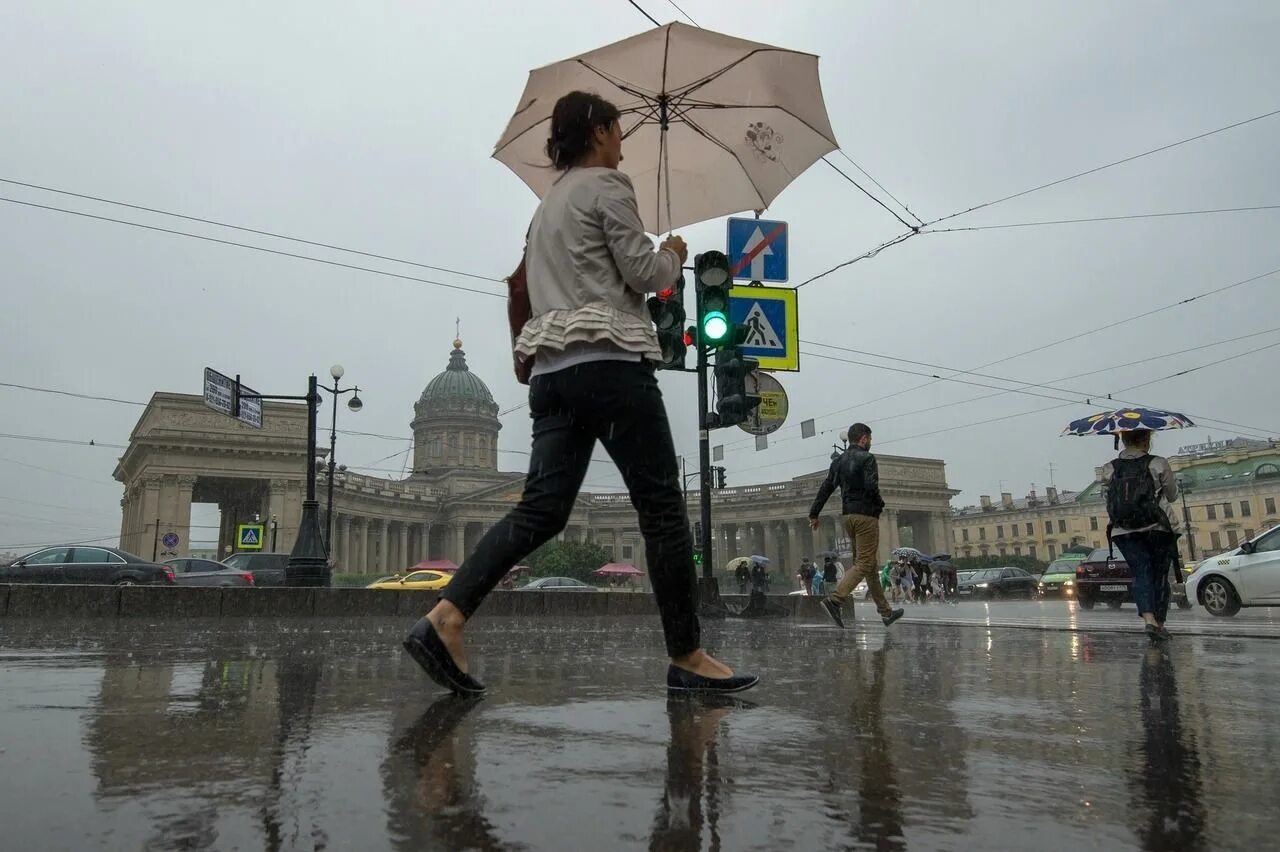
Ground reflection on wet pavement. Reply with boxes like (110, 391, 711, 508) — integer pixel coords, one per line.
(1, 616, 1277, 850)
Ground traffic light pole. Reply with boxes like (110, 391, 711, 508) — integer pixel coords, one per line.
(696, 338, 714, 581)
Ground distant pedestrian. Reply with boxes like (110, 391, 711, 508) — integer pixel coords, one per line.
(736, 560, 750, 594)
(1102, 428, 1180, 643)
(811, 567, 825, 597)
(808, 423, 904, 629)
(799, 559, 815, 594)
(402, 90, 755, 695)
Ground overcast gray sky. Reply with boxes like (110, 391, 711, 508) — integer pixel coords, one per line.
(2, 0, 1278, 552)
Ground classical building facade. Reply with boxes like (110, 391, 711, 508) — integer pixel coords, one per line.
(115, 340, 958, 575)
(952, 438, 1280, 563)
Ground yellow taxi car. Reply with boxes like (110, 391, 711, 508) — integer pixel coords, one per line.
(366, 570, 453, 591)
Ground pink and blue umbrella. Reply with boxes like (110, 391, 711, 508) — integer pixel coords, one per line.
(1062, 407, 1195, 437)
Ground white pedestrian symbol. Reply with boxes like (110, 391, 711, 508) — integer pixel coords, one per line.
(241, 528, 259, 545)
(743, 303, 782, 350)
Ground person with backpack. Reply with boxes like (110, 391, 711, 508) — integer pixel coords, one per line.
(1102, 428, 1180, 642)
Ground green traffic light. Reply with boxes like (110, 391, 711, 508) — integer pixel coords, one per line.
(702, 310, 729, 342)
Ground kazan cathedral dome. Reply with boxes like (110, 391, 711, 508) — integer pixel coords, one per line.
(410, 339, 501, 476)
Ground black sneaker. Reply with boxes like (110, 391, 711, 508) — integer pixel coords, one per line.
(820, 598, 846, 629)
(882, 608, 904, 627)
(1145, 623, 1170, 643)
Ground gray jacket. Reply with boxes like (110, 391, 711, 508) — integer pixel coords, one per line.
(515, 168, 680, 364)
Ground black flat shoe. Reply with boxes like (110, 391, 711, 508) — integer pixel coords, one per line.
(667, 664, 760, 693)
(882, 609, 905, 627)
(403, 616, 486, 695)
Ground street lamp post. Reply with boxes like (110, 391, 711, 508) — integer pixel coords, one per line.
(319, 364, 362, 558)
(1177, 476, 1197, 561)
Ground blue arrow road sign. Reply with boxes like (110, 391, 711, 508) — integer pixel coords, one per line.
(727, 217, 788, 282)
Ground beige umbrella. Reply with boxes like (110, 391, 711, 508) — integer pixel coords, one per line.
(493, 21, 838, 234)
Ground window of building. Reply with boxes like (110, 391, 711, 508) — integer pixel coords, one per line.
(1047, 543, 1057, 559)
(998, 546, 1006, 557)
(996, 525, 1004, 539)
(1090, 516, 1099, 531)
(1014, 546, 1022, 556)
(622, 544, 635, 561)
(1045, 521, 1053, 534)
(1026, 522, 1034, 536)
(1223, 502, 1234, 519)
(962, 528, 970, 542)
(1029, 545, 1037, 560)
(1058, 519, 1067, 533)
(1241, 501, 1252, 517)
(1267, 497, 1277, 514)
(1246, 528, 1256, 541)
(1207, 505, 1217, 520)
(980, 546, 989, 557)
(979, 528, 987, 541)
(1210, 532, 1222, 551)
(1227, 529, 1239, 547)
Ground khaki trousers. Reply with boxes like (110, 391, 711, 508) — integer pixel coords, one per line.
(830, 513, 891, 616)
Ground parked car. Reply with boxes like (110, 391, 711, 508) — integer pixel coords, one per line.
(957, 567, 1037, 599)
(220, 552, 290, 586)
(1187, 524, 1280, 617)
(519, 577, 596, 591)
(163, 558, 255, 587)
(1037, 559, 1080, 598)
(0, 545, 174, 586)
(367, 570, 453, 591)
(1075, 547, 1192, 611)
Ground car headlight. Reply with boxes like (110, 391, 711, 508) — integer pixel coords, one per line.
(1038, 582, 1045, 588)
(1064, 579, 1074, 586)
(976, 582, 989, 588)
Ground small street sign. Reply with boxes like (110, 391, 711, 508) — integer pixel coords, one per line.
(739, 371, 789, 436)
(161, 532, 180, 549)
(727, 217, 788, 282)
(728, 284, 799, 371)
(203, 367, 263, 429)
(237, 523, 265, 550)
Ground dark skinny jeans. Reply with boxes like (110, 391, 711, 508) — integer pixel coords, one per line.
(440, 360, 700, 658)
(1113, 530, 1177, 624)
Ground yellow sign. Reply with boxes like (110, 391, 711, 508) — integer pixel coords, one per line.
(739, 372, 789, 436)
(729, 284, 799, 371)
(237, 523, 265, 550)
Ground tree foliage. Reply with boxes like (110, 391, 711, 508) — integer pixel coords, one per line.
(524, 540, 610, 583)
(952, 554, 1048, 574)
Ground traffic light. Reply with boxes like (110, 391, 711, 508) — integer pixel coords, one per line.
(713, 466, 727, 489)
(646, 273, 687, 369)
(714, 326, 761, 427)
(694, 251, 733, 348)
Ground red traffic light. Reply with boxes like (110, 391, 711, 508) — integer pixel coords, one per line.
(657, 287, 676, 301)
(682, 330, 694, 346)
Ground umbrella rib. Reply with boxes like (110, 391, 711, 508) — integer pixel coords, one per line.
(673, 48, 813, 99)
(657, 26, 673, 234)
(674, 98, 839, 147)
(682, 114, 768, 210)
(575, 59, 659, 101)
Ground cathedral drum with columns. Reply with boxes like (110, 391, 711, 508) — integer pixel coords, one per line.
(114, 339, 958, 579)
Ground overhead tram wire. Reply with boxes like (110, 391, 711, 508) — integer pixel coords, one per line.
(797, 105, 1280, 287)
(924, 204, 1280, 233)
(717, 327, 1280, 455)
(0, 196, 506, 301)
(0, 177, 506, 285)
(627, 0, 661, 26)
(782, 264, 1280, 431)
(835, 149, 925, 226)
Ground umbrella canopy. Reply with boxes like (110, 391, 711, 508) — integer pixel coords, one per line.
(407, 559, 460, 574)
(1063, 407, 1195, 437)
(891, 547, 933, 563)
(593, 562, 643, 577)
(494, 21, 838, 234)
(725, 556, 753, 572)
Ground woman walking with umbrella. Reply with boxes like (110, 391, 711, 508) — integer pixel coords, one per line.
(404, 91, 756, 695)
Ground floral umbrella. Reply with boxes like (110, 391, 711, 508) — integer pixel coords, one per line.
(1062, 407, 1195, 437)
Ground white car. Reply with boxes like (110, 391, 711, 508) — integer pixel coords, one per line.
(1187, 525, 1280, 616)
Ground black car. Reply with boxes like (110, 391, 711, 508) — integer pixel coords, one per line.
(957, 567, 1037, 600)
(220, 552, 290, 586)
(163, 558, 255, 587)
(1075, 547, 1191, 611)
(0, 545, 174, 586)
(518, 577, 596, 591)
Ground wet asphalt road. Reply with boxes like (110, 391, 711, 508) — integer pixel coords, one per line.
(2, 601, 1278, 851)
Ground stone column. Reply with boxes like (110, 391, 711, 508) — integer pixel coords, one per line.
(138, 476, 162, 560)
(338, 515, 351, 572)
(783, 520, 797, 570)
(794, 518, 814, 561)
(170, 475, 195, 557)
(356, 518, 369, 573)
(763, 522, 779, 567)
(398, 522, 410, 571)
(451, 523, 466, 565)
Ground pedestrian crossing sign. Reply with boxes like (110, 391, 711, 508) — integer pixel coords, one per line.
(237, 523, 265, 550)
(728, 284, 799, 371)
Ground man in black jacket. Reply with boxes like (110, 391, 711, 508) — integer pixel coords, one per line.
(808, 423, 904, 629)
